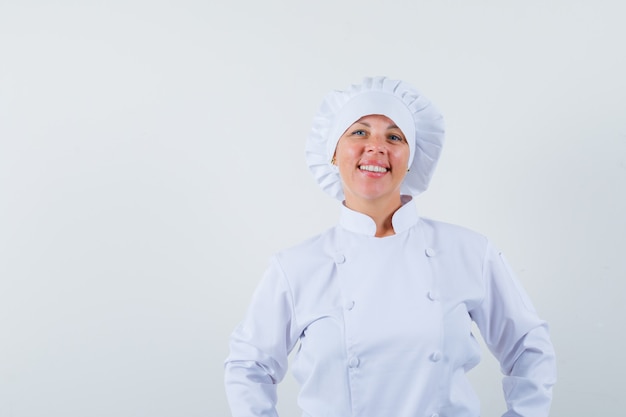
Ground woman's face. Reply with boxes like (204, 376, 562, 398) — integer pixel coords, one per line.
(334, 114, 410, 208)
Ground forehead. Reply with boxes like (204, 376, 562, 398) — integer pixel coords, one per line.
(351, 114, 400, 127)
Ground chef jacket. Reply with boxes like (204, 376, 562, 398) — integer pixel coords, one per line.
(224, 196, 556, 417)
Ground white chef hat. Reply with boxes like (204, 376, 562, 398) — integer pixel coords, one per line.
(305, 76, 445, 201)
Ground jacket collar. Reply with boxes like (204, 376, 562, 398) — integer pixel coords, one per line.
(339, 195, 419, 237)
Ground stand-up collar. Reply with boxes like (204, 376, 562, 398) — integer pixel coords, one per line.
(339, 195, 420, 237)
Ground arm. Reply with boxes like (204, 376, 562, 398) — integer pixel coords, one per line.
(224, 256, 299, 417)
(470, 242, 557, 417)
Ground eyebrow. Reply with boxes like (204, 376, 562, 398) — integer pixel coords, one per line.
(353, 122, 401, 130)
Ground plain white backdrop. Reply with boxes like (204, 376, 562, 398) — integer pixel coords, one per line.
(1, 1, 625, 416)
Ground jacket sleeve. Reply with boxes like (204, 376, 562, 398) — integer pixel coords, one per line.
(224, 256, 300, 417)
(470, 241, 557, 417)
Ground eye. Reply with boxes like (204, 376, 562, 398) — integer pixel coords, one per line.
(389, 134, 404, 142)
(351, 129, 366, 136)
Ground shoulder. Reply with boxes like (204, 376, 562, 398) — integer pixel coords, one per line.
(278, 226, 336, 256)
(272, 226, 338, 275)
(420, 217, 486, 240)
(419, 217, 490, 255)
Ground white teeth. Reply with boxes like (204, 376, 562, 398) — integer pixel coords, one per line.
(359, 165, 388, 173)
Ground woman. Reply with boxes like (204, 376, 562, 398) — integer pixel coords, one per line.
(224, 76, 556, 417)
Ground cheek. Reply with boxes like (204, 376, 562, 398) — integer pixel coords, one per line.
(335, 142, 359, 163)
(392, 148, 410, 167)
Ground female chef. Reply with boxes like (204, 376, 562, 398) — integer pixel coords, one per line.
(224, 76, 557, 417)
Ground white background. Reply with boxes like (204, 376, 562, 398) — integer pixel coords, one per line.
(1, 1, 625, 416)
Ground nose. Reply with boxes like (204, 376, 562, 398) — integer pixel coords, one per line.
(365, 134, 387, 154)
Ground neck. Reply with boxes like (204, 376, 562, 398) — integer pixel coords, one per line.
(344, 195, 403, 237)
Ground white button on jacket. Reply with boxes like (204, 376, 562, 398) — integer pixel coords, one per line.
(224, 198, 556, 417)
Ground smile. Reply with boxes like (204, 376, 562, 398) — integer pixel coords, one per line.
(359, 165, 388, 173)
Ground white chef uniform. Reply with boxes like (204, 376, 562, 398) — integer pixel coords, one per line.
(225, 196, 556, 417)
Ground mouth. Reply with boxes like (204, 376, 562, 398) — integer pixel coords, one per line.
(359, 164, 389, 173)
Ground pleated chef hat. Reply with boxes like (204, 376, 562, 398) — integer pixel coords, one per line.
(305, 76, 445, 201)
